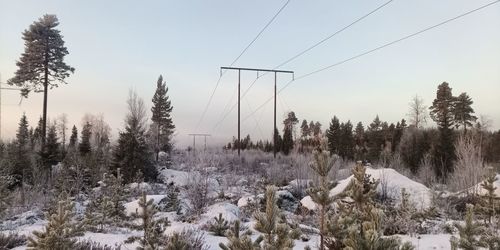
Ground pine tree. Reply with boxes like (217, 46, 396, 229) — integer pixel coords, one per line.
(339, 120, 355, 160)
(429, 82, 456, 179)
(450, 204, 486, 250)
(44, 123, 60, 167)
(85, 170, 127, 231)
(8, 15, 74, 149)
(307, 149, 335, 250)
(68, 125, 78, 149)
(126, 192, 170, 250)
(327, 162, 414, 250)
(367, 115, 384, 162)
(326, 116, 341, 155)
(354, 121, 366, 160)
(254, 186, 294, 250)
(79, 122, 92, 156)
(28, 196, 83, 250)
(219, 220, 263, 250)
(208, 213, 230, 236)
(282, 126, 293, 155)
(0, 180, 11, 217)
(151, 75, 175, 161)
(300, 119, 310, 138)
(112, 90, 157, 183)
(12, 114, 31, 186)
(477, 171, 497, 224)
(453, 92, 477, 133)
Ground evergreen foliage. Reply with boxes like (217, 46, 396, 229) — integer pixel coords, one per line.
(208, 213, 230, 236)
(8, 14, 74, 148)
(326, 162, 414, 250)
(477, 171, 498, 224)
(69, 125, 78, 149)
(450, 204, 486, 250)
(28, 196, 83, 250)
(0, 180, 11, 217)
(307, 148, 335, 250)
(254, 186, 294, 250)
(11, 114, 32, 186)
(85, 170, 127, 232)
(219, 220, 263, 250)
(79, 122, 92, 156)
(44, 123, 60, 167)
(453, 92, 477, 132)
(126, 192, 170, 250)
(151, 75, 175, 160)
(429, 82, 456, 179)
(326, 116, 341, 156)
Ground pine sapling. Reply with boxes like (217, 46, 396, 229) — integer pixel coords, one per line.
(126, 192, 170, 249)
(478, 171, 497, 224)
(450, 204, 486, 250)
(307, 148, 335, 250)
(254, 185, 294, 250)
(209, 213, 230, 236)
(219, 220, 263, 250)
(28, 196, 83, 250)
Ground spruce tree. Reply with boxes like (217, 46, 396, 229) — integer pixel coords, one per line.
(44, 124, 60, 167)
(282, 126, 294, 155)
(367, 115, 384, 162)
(326, 116, 341, 155)
(79, 122, 92, 156)
(151, 75, 175, 161)
(219, 220, 263, 250)
(12, 114, 31, 186)
(307, 149, 335, 250)
(429, 82, 456, 179)
(450, 204, 486, 250)
(126, 192, 170, 250)
(339, 120, 355, 160)
(28, 196, 83, 250)
(453, 92, 477, 133)
(8, 15, 74, 149)
(354, 121, 366, 160)
(112, 91, 156, 183)
(68, 125, 78, 149)
(254, 186, 294, 250)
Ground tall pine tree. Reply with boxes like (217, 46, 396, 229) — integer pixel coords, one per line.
(79, 122, 92, 156)
(151, 75, 175, 161)
(429, 82, 456, 179)
(8, 15, 74, 151)
(326, 116, 341, 156)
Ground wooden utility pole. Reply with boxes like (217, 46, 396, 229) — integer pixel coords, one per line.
(220, 67, 293, 158)
(188, 133, 211, 152)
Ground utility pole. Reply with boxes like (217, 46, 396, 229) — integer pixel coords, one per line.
(220, 67, 293, 158)
(188, 133, 211, 152)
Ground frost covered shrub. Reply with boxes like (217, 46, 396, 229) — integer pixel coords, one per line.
(185, 171, 213, 217)
(0, 232, 27, 249)
(208, 213, 230, 236)
(165, 229, 207, 250)
(73, 239, 120, 250)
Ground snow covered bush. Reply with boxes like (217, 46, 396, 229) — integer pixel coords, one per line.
(165, 229, 207, 250)
(0, 232, 27, 249)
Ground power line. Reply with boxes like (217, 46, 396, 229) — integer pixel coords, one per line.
(215, 0, 394, 130)
(195, 0, 292, 131)
(241, 0, 500, 123)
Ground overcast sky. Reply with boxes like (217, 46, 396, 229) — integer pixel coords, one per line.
(1, 0, 499, 148)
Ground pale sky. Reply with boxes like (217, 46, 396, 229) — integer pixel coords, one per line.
(1, 0, 499, 148)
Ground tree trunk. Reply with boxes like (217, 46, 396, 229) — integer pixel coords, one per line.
(156, 122, 160, 162)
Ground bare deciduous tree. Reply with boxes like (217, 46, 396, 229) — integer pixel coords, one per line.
(57, 113, 68, 152)
(449, 132, 486, 194)
(81, 113, 111, 149)
(407, 95, 427, 128)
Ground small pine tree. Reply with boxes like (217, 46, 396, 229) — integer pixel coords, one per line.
(219, 220, 263, 250)
(0, 180, 11, 217)
(28, 196, 83, 250)
(126, 192, 170, 250)
(85, 170, 127, 231)
(450, 204, 486, 250)
(477, 171, 497, 224)
(307, 149, 335, 250)
(209, 213, 230, 236)
(163, 187, 180, 213)
(254, 186, 294, 250)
